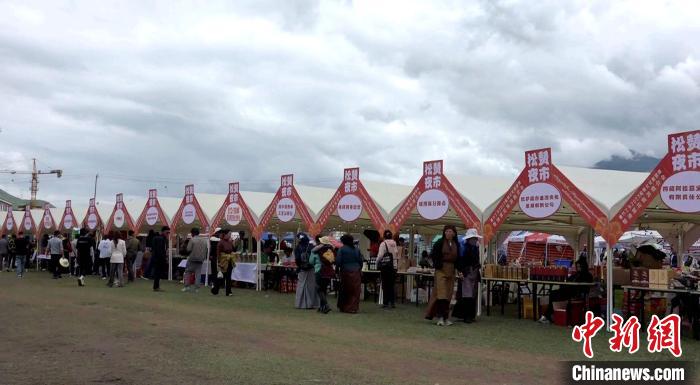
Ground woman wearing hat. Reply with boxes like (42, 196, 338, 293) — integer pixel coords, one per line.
(430, 225, 460, 326)
(309, 236, 335, 314)
(454, 228, 482, 323)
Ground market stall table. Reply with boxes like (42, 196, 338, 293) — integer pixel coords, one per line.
(622, 285, 700, 338)
(530, 280, 596, 323)
(482, 277, 530, 317)
(231, 262, 258, 285)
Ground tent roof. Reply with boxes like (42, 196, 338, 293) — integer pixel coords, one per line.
(557, 166, 648, 214)
(447, 173, 514, 216)
(295, 185, 337, 220)
(362, 179, 415, 221)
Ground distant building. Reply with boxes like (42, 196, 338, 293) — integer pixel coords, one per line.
(0, 188, 53, 211)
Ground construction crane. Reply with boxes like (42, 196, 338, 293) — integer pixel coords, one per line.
(0, 158, 62, 208)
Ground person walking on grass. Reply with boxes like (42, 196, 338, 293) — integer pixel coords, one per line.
(430, 225, 460, 326)
(14, 232, 28, 278)
(107, 232, 127, 287)
(294, 234, 318, 309)
(75, 228, 94, 286)
(7, 234, 17, 272)
(182, 227, 207, 293)
(336, 233, 363, 314)
(376, 230, 398, 309)
(125, 230, 140, 282)
(0, 234, 8, 272)
(152, 226, 170, 292)
(211, 229, 237, 296)
(309, 236, 335, 314)
(47, 231, 64, 279)
(97, 234, 113, 279)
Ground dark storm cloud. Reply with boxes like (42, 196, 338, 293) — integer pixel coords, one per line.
(0, 0, 698, 206)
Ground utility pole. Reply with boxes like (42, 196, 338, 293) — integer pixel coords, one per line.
(94, 173, 99, 199)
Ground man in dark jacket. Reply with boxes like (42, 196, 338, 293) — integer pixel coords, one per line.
(75, 228, 95, 286)
(152, 226, 170, 292)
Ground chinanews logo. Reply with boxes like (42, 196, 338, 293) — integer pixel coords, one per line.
(572, 311, 682, 358)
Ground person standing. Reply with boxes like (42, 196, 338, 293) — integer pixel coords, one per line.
(97, 234, 113, 279)
(376, 230, 398, 309)
(47, 231, 64, 279)
(310, 236, 335, 314)
(454, 229, 482, 323)
(63, 233, 75, 276)
(107, 232, 127, 287)
(211, 229, 236, 296)
(183, 227, 207, 292)
(7, 234, 17, 272)
(336, 233, 363, 313)
(152, 226, 170, 292)
(125, 230, 140, 282)
(294, 234, 318, 309)
(0, 234, 8, 272)
(208, 229, 221, 286)
(75, 228, 94, 286)
(14, 232, 28, 278)
(431, 225, 460, 326)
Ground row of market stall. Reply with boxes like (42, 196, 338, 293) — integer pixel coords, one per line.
(1, 130, 698, 321)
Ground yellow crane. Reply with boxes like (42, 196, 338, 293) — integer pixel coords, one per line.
(0, 158, 62, 208)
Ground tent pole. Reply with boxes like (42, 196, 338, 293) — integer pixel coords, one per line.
(477, 238, 484, 317)
(204, 237, 210, 287)
(588, 227, 594, 266)
(408, 224, 415, 265)
(256, 239, 261, 291)
(606, 246, 613, 331)
(168, 235, 173, 281)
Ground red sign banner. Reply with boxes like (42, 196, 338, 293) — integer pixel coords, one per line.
(2, 206, 17, 234)
(135, 189, 170, 230)
(172, 184, 210, 232)
(59, 200, 78, 230)
(41, 203, 56, 231)
(258, 174, 315, 237)
(389, 160, 480, 233)
(314, 168, 387, 234)
(210, 182, 258, 230)
(105, 193, 136, 233)
(21, 205, 36, 233)
(83, 198, 102, 231)
(484, 148, 609, 243)
(608, 130, 700, 243)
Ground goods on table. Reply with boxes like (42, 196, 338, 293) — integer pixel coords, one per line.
(530, 266, 568, 281)
(482, 264, 528, 280)
(630, 267, 649, 287)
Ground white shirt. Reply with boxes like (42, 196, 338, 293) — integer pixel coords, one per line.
(98, 239, 113, 259)
(377, 239, 399, 269)
(110, 239, 127, 263)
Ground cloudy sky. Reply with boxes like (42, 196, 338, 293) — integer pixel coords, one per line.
(1, 0, 699, 206)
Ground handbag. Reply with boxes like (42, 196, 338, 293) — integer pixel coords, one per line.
(377, 241, 394, 269)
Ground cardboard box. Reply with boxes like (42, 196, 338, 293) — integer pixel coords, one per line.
(613, 268, 631, 286)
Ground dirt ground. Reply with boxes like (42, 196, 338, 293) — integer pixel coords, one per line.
(0, 272, 695, 385)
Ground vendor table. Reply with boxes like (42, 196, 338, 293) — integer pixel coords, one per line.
(397, 271, 434, 306)
(622, 285, 700, 325)
(267, 265, 298, 292)
(231, 262, 258, 285)
(482, 278, 595, 322)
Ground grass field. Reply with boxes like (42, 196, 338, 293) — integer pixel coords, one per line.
(0, 272, 697, 385)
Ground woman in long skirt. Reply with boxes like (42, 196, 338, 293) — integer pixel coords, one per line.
(294, 234, 318, 309)
(453, 228, 482, 323)
(336, 234, 363, 313)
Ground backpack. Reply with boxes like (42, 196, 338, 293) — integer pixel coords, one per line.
(298, 245, 313, 271)
(320, 248, 336, 279)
